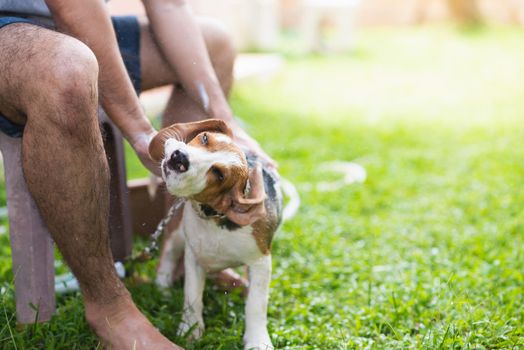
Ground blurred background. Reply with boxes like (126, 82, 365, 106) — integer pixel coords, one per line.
(220, 0, 524, 49)
(109, 0, 524, 51)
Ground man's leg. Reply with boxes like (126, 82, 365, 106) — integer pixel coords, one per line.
(139, 17, 248, 289)
(139, 17, 235, 125)
(0, 23, 179, 349)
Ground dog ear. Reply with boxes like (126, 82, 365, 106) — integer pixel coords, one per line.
(224, 163, 267, 226)
(149, 119, 233, 162)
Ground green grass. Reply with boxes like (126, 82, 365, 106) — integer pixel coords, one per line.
(1, 25, 524, 349)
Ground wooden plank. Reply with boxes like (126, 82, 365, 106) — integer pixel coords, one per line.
(100, 110, 133, 261)
(128, 178, 166, 237)
(0, 134, 55, 324)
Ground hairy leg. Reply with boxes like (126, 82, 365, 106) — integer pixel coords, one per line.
(0, 22, 122, 305)
(0, 24, 179, 349)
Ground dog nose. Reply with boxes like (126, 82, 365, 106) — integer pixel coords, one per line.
(167, 149, 190, 173)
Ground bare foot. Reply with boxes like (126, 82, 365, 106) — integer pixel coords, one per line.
(85, 295, 183, 349)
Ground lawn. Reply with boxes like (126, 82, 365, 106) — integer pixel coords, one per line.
(1, 25, 524, 349)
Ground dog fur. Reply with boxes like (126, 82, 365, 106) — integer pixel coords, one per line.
(149, 119, 282, 350)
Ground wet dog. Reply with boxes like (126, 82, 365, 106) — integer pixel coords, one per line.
(149, 119, 282, 350)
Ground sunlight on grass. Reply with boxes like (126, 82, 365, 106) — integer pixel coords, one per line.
(1, 25, 523, 349)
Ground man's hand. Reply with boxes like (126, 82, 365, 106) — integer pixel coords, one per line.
(228, 121, 278, 170)
(129, 131, 162, 176)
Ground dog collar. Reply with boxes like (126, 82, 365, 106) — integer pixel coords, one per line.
(194, 203, 242, 231)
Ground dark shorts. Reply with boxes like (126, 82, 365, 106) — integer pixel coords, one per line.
(0, 15, 141, 138)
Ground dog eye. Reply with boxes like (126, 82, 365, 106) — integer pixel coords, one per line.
(202, 133, 208, 145)
(211, 166, 224, 182)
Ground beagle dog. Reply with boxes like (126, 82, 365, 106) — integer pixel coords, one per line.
(149, 119, 282, 350)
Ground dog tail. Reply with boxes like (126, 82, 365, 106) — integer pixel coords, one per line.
(280, 178, 300, 222)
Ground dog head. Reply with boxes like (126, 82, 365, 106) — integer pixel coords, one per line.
(149, 119, 266, 226)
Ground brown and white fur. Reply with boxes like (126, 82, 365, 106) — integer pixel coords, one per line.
(149, 119, 283, 350)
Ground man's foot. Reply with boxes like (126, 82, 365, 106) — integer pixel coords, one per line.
(85, 295, 183, 349)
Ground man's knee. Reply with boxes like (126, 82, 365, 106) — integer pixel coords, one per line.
(0, 26, 99, 126)
(200, 18, 236, 81)
(31, 38, 99, 131)
(46, 39, 99, 106)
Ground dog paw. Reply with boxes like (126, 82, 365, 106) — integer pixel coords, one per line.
(244, 333, 273, 350)
(177, 318, 204, 340)
(155, 273, 173, 289)
(244, 341, 274, 350)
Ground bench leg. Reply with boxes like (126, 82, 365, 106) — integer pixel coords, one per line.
(0, 134, 55, 324)
(100, 119, 133, 262)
